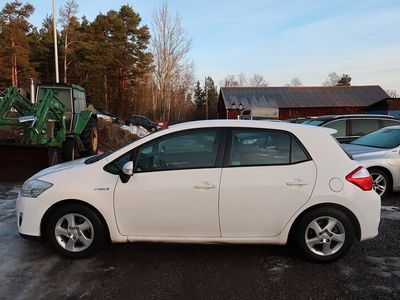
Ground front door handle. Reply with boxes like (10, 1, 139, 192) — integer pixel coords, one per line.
(286, 179, 309, 187)
(194, 181, 217, 190)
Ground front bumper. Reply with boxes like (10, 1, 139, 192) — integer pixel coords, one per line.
(17, 195, 51, 237)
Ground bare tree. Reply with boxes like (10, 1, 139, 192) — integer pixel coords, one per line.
(238, 72, 247, 87)
(386, 89, 399, 98)
(222, 74, 238, 87)
(290, 77, 302, 87)
(248, 73, 268, 87)
(322, 72, 340, 86)
(60, 0, 79, 83)
(151, 3, 194, 122)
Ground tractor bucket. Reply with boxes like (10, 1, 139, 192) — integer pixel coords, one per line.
(0, 144, 60, 182)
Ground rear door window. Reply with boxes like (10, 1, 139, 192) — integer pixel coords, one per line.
(227, 129, 310, 166)
(351, 119, 379, 136)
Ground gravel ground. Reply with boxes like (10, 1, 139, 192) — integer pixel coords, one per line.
(0, 183, 399, 299)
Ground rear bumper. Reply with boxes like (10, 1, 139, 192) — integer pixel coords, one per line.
(353, 190, 381, 241)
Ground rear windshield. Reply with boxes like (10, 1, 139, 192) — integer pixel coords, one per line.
(305, 120, 325, 126)
(350, 127, 400, 149)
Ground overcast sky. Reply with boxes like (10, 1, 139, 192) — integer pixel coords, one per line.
(27, 0, 400, 92)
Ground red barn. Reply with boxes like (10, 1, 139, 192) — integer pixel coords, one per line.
(217, 86, 390, 120)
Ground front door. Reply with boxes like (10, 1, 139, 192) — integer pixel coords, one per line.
(113, 128, 224, 237)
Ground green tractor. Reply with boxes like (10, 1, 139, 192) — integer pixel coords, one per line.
(0, 84, 98, 181)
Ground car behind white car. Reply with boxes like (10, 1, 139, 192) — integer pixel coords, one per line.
(343, 125, 400, 198)
(17, 120, 380, 262)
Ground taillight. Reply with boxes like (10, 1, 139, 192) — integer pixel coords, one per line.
(346, 166, 373, 191)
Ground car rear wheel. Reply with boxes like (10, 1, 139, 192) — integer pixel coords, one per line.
(294, 207, 354, 262)
(46, 204, 106, 258)
(369, 168, 390, 198)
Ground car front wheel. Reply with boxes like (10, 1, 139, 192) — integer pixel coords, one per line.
(46, 204, 106, 258)
(294, 207, 354, 262)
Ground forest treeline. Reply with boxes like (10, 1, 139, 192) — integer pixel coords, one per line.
(0, 1, 218, 123)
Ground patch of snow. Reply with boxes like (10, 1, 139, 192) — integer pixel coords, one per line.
(366, 256, 400, 279)
(120, 124, 149, 137)
(97, 114, 113, 122)
(381, 206, 400, 220)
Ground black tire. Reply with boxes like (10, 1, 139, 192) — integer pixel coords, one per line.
(80, 117, 98, 156)
(46, 204, 107, 258)
(150, 126, 157, 133)
(368, 168, 391, 199)
(62, 138, 76, 162)
(294, 207, 354, 263)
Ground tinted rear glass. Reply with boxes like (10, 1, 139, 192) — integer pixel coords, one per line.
(382, 119, 400, 127)
(351, 119, 379, 136)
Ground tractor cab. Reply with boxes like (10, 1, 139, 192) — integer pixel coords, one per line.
(36, 84, 87, 133)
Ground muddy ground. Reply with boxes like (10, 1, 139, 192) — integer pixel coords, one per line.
(0, 183, 399, 299)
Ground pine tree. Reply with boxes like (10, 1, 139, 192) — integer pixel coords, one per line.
(29, 16, 58, 83)
(194, 81, 205, 106)
(205, 77, 218, 119)
(337, 74, 352, 86)
(0, 0, 35, 87)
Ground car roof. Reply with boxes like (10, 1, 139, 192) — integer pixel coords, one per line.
(168, 119, 336, 134)
(309, 114, 397, 121)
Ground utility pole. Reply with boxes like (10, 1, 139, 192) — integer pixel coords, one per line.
(205, 77, 208, 120)
(52, 0, 59, 83)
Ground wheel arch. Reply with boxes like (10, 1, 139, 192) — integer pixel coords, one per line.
(288, 203, 362, 243)
(40, 199, 111, 242)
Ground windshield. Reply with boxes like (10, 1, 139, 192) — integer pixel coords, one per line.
(350, 127, 400, 149)
(37, 87, 72, 112)
(85, 139, 139, 164)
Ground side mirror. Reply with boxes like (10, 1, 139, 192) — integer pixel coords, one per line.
(122, 161, 134, 176)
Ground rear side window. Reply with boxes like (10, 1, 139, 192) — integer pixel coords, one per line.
(323, 120, 346, 137)
(382, 119, 400, 127)
(291, 138, 309, 163)
(228, 129, 310, 166)
(351, 119, 379, 136)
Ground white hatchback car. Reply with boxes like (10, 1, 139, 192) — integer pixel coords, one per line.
(17, 120, 380, 262)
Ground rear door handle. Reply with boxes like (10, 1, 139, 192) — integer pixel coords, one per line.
(194, 182, 217, 190)
(286, 179, 309, 187)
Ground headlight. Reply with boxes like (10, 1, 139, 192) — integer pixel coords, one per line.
(20, 179, 53, 198)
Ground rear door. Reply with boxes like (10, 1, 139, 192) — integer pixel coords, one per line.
(219, 128, 317, 237)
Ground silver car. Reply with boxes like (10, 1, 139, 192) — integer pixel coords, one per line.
(342, 126, 400, 198)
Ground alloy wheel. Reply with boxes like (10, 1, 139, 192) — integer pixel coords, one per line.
(305, 216, 346, 256)
(370, 172, 387, 196)
(54, 213, 94, 252)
